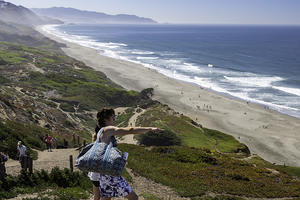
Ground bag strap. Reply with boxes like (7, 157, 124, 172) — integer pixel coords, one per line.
(94, 126, 114, 165)
(96, 127, 105, 143)
(86, 127, 105, 167)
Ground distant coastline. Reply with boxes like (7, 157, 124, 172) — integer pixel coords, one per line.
(32, 7, 157, 24)
(37, 24, 300, 167)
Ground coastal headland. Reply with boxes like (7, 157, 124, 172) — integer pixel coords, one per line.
(38, 26, 300, 167)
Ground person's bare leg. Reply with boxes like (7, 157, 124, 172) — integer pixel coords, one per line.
(93, 186, 100, 200)
(125, 191, 138, 200)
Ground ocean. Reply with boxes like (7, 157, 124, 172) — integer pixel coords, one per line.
(42, 24, 300, 119)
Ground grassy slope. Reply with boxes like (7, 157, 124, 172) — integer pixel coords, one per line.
(0, 42, 140, 110)
(1, 24, 300, 199)
(0, 41, 140, 157)
(136, 104, 248, 154)
(119, 144, 300, 199)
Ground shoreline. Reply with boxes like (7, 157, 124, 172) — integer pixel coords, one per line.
(37, 25, 300, 167)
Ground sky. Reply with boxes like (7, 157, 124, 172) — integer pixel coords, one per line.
(5, 0, 300, 25)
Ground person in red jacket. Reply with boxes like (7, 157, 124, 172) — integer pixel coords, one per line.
(43, 134, 53, 152)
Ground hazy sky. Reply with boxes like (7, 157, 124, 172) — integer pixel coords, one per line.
(5, 0, 300, 25)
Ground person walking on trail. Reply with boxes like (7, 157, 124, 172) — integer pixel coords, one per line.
(88, 108, 160, 200)
(44, 134, 53, 152)
(0, 152, 8, 178)
(17, 141, 27, 170)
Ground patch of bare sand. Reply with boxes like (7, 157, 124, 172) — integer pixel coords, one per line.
(6, 148, 78, 176)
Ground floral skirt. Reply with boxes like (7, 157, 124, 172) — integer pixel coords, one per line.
(99, 175, 132, 197)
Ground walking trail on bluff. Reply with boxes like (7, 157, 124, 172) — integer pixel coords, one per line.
(6, 108, 188, 200)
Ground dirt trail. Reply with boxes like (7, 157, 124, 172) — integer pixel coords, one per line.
(7, 149, 187, 200)
(6, 117, 187, 200)
(118, 108, 146, 145)
(6, 148, 79, 176)
(5, 106, 140, 176)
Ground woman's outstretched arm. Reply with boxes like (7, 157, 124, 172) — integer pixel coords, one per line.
(103, 126, 160, 137)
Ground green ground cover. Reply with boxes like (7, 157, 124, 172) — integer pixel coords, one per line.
(24, 71, 139, 111)
(247, 155, 300, 178)
(0, 42, 140, 112)
(0, 50, 29, 64)
(118, 144, 300, 199)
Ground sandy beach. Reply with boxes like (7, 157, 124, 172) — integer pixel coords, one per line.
(37, 26, 300, 167)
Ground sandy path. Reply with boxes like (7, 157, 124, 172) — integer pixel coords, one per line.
(7, 145, 187, 200)
(118, 108, 146, 145)
(6, 148, 78, 176)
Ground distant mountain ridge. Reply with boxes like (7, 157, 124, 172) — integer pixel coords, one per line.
(0, 0, 62, 26)
(32, 7, 157, 24)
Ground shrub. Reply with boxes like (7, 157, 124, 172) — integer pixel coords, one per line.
(140, 88, 154, 99)
(137, 129, 182, 146)
(0, 168, 91, 199)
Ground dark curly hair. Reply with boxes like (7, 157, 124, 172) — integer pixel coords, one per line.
(95, 108, 115, 134)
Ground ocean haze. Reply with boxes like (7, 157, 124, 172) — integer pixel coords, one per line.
(4, 0, 300, 25)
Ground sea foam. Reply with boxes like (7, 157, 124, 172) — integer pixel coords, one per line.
(272, 86, 300, 97)
(224, 76, 284, 87)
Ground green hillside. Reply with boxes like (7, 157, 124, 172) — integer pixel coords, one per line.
(136, 103, 249, 154)
(119, 144, 300, 199)
(1, 21, 300, 200)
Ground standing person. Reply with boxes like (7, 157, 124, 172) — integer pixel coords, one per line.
(94, 108, 160, 200)
(17, 141, 27, 170)
(44, 134, 53, 152)
(0, 152, 8, 178)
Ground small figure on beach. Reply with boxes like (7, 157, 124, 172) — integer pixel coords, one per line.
(17, 141, 27, 170)
(0, 152, 8, 178)
(88, 108, 160, 200)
